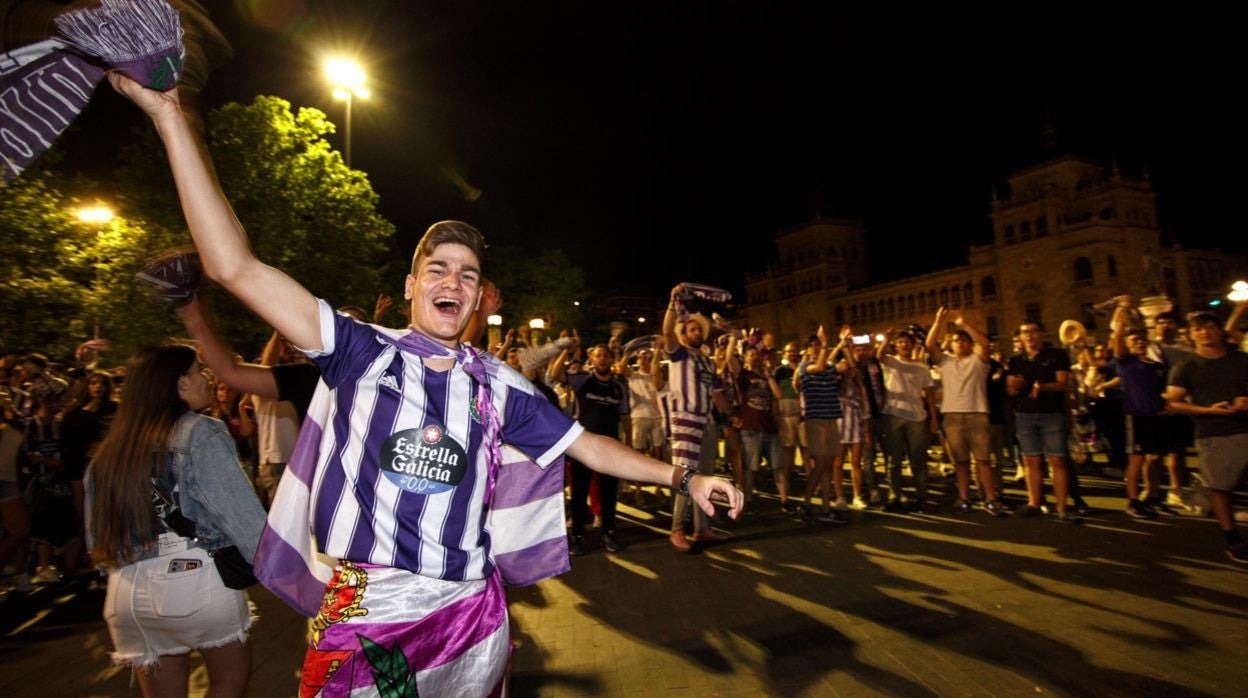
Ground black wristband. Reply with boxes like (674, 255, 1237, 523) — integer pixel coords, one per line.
(678, 467, 697, 497)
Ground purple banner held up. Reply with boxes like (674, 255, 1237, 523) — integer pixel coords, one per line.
(0, 42, 103, 181)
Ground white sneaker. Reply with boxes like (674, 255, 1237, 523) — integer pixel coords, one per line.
(33, 565, 60, 585)
(834, 498, 850, 512)
(1165, 491, 1186, 508)
(851, 496, 870, 510)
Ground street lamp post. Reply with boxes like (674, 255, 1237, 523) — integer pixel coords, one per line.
(487, 314, 503, 350)
(324, 57, 370, 168)
(528, 318, 546, 346)
(74, 204, 115, 339)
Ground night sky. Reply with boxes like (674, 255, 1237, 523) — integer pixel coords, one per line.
(66, 1, 1238, 300)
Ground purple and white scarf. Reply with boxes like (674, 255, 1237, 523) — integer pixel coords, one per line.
(1, 0, 184, 181)
(254, 330, 570, 618)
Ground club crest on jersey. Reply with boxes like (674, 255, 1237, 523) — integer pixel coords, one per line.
(469, 395, 484, 424)
(380, 424, 468, 494)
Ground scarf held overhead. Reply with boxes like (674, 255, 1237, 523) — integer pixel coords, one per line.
(1, 0, 184, 181)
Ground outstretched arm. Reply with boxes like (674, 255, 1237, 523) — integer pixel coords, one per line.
(565, 431, 743, 518)
(109, 74, 321, 351)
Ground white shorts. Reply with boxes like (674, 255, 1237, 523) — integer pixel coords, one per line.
(631, 417, 665, 451)
(104, 546, 253, 668)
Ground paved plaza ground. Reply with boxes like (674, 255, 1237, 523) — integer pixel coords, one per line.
(3, 469, 1246, 697)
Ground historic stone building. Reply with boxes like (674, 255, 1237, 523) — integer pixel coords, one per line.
(741, 154, 1246, 344)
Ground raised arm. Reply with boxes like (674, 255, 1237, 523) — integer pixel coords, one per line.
(803, 325, 833, 374)
(927, 307, 946, 358)
(954, 312, 991, 362)
(661, 283, 685, 354)
(108, 74, 321, 351)
(176, 296, 279, 399)
(1110, 300, 1131, 359)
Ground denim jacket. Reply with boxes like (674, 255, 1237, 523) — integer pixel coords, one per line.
(86, 411, 267, 566)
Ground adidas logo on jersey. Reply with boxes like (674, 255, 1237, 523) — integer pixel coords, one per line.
(377, 374, 400, 393)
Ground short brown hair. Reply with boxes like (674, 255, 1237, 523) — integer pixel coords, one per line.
(411, 220, 487, 274)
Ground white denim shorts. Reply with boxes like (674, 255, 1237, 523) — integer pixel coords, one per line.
(103, 545, 254, 668)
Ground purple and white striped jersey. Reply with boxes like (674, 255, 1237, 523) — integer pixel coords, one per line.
(302, 300, 583, 582)
(665, 345, 722, 416)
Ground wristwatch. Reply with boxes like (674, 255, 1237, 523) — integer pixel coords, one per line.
(678, 467, 697, 496)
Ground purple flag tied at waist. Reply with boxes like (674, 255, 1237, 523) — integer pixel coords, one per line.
(1, 0, 184, 181)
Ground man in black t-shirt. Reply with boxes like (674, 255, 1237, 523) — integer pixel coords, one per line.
(552, 344, 631, 555)
(1006, 321, 1078, 522)
(1166, 312, 1248, 564)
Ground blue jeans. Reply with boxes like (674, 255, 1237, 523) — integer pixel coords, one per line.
(741, 430, 782, 473)
(1014, 412, 1068, 458)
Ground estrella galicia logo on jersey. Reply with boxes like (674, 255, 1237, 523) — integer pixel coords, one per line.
(380, 425, 468, 495)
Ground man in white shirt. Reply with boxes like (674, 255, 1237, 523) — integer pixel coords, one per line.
(926, 308, 1005, 516)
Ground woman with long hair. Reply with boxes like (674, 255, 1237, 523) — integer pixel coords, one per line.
(86, 345, 266, 696)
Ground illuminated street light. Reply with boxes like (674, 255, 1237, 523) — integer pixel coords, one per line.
(72, 203, 117, 338)
(74, 205, 114, 224)
(529, 317, 546, 345)
(486, 314, 503, 349)
(324, 56, 369, 167)
(637, 317, 646, 324)
(1229, 280, 1248, 303)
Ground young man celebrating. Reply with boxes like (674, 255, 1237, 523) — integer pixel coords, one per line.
(1007, 321, 1078, 523)
(110, 73, 742, 697)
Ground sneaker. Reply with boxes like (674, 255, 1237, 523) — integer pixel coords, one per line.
(794, 506, 815, 525)
(983, 500, 1009, 518)
(1227, 542, 1248, 565)
(1165, 491, 1186, 508)
(569, 536, 586, 557)
(817, 510, 849, 525)
(1146, 497, 1180, 516)
(834, 498, 850, 512)
(1073, 500, 1094, 517)
(1126, 500, 1157, 520)
(601, 533, 622, 553)
(952, 499, 972, 515)
(851, 496, 870, 510)
(779, 500, 795, 513)
(1014, 505, 1043, 518)
(669, 530, 692, 552)
(33, 565, 60, 585)
(1054, 511, 1081, 525)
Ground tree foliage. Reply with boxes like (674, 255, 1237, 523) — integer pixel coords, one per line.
(1, 96, 401, 364)
(486, 244, 594, 335)
(116, 96, 402, 355)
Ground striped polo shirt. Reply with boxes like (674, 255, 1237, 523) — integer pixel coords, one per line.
(304, 301, 583, 582)
(797, 359, 843, 420)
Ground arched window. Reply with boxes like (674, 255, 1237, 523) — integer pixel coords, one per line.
(835, 306, 844, 324)
(1035, 215, 1048, 236)
(888, 298, 896, 319)
(940, 288, 949, 306)
(851, 305, 859, 323)
(1020, 220, 1032, 239)
(963, 282, 973, 307)
(1073, 257, 1094, 286)
(907, 294, 916, 315)
(951, 286, 961, 307)
(1005, 225, 1015, 243)
(981, 276, 997, 300)
(1107, 254, 1118, 278)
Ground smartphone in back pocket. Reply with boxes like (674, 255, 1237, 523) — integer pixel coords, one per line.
(168, 558, 203, 573)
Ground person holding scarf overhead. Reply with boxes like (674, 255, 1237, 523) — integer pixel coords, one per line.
(107, 73, 743, 697)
